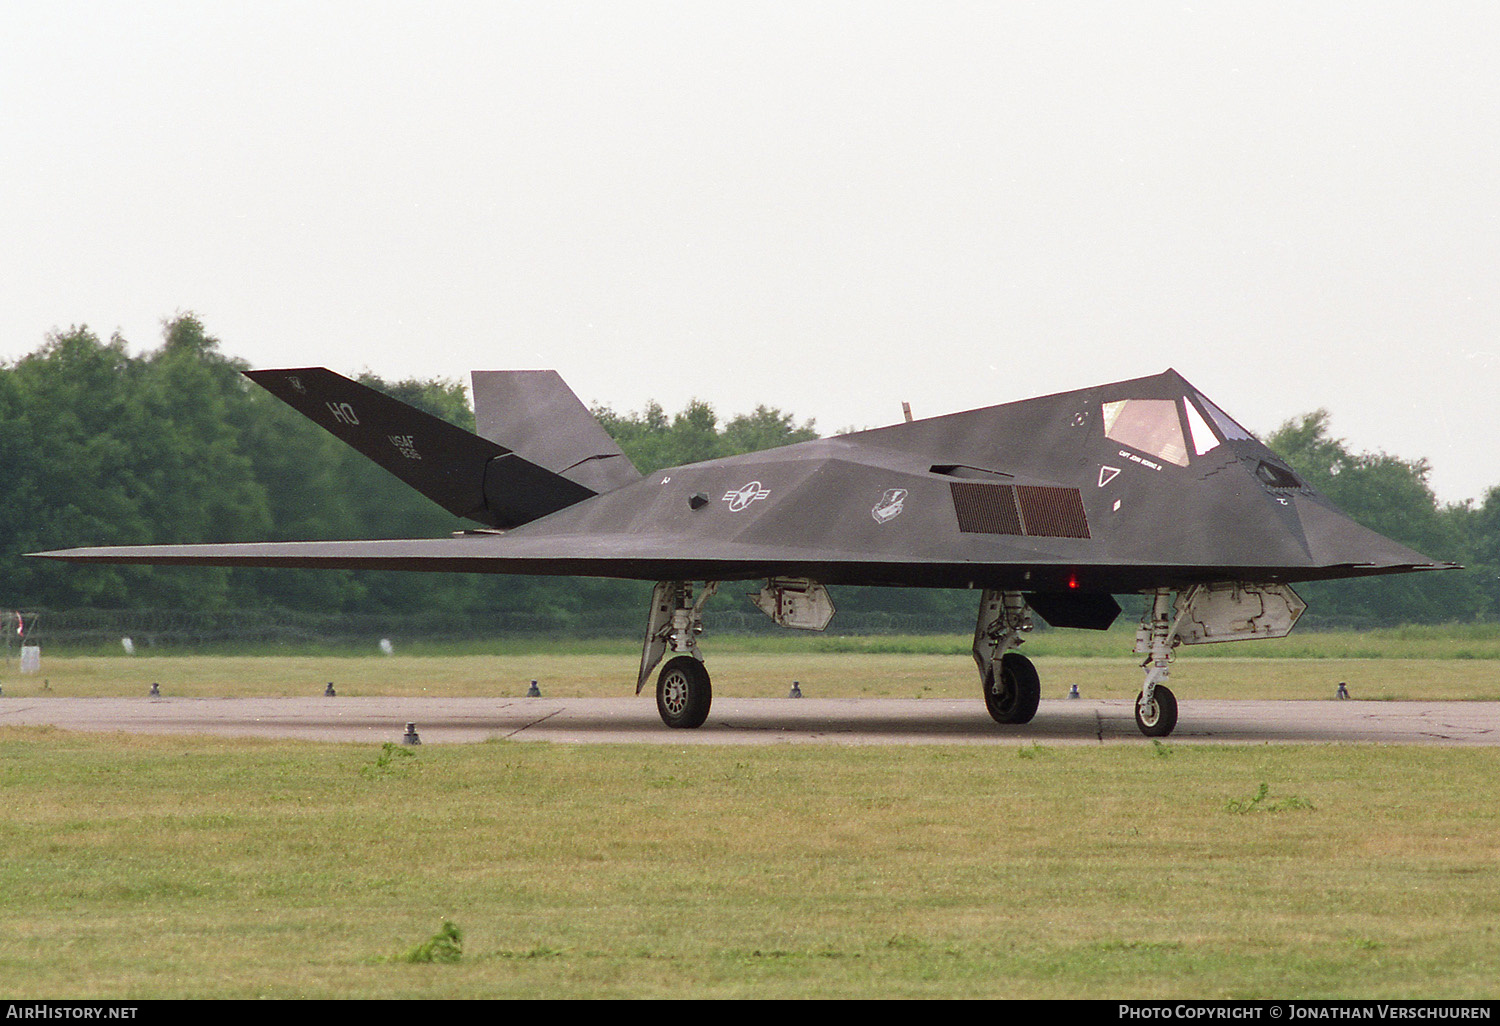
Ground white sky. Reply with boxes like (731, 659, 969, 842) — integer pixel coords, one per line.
(3, 2, 1496, 503)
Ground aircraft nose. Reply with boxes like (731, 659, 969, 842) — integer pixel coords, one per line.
(1291, 495, 1449, 572)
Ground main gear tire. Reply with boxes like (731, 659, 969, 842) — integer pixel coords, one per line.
(984, 651, 1041, 725)
(656, 655, 712, 729)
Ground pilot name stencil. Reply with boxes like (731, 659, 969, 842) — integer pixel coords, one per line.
(1118, 449, 1163, 472)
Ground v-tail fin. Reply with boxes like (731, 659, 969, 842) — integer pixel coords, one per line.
(246, 368, 595, 530)
(470, 370, 641, 493)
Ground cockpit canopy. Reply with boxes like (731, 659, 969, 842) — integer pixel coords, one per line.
(1102, 390, 1272, 474)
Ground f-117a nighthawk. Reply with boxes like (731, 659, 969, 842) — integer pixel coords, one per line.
(36, 367, 1455, 737)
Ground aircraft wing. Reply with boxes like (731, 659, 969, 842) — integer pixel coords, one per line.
(30, 527, 1451, 594)
(30, 532, 1101, 586)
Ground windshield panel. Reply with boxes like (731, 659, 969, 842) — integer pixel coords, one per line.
(1102, 399, 1189, 467)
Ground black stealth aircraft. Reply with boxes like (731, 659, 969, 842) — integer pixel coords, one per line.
(36, 368, 1455, 736)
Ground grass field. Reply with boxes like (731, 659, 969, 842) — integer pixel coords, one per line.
(0, 729, 1497, 999)
(1, 632, 1497, 998)
(5, 629, 1500, 703)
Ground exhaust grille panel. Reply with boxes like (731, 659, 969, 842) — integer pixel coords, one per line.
(1016, 485, 1091, 539)
(951, 482, 1090, 539)
(950, 482, 1023, 535)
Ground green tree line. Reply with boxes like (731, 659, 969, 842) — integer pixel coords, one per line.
(1266, 413, 1497, 626)
(0, 315, 1494, 629)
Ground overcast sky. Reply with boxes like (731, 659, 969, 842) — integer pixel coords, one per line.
(3, 2, 1496, 503)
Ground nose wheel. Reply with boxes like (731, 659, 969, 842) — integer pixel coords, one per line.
(1134, 684, 1177, 736)
(1134, 588, 1185, 737)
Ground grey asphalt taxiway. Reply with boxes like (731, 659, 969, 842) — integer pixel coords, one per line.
(2, 696, 1496, 746)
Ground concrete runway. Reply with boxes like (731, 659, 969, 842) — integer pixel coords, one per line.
(2, 695, 1497, 746)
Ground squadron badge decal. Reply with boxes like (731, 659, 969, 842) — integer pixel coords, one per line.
(872, 488, 908, 524)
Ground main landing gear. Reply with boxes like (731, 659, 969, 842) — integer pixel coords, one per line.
(638, 581, 719, 729)
(987, 652, 1041, 724)
(639, 579, 1190, 738)
(973, 590, 1041, 725)
(655, 655, 712, 729)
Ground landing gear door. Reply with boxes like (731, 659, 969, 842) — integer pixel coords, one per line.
(751, 578, 836, 631)
(1170, 582, 1307, 646)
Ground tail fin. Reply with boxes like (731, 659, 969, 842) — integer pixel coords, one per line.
(245, 368, 597, 530)
(471, 370, 641, 493)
